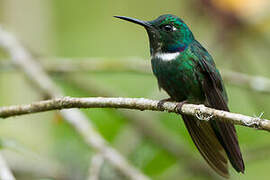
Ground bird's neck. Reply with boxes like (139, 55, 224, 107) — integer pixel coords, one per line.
(151, 42, 188, 61)
(164, 42, 187, 53)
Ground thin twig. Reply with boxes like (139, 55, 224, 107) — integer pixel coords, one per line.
(0, 153, 15, 180)
(0, 26, 149, 180)
(0, 97, 269, 132)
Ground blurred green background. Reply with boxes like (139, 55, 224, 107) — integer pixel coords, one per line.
(0, 0, 270, 179)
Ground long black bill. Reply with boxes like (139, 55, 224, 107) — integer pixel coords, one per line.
(114, 16, 151, 28)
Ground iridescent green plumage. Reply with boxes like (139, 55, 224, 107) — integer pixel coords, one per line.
(115, 14, 245, 178)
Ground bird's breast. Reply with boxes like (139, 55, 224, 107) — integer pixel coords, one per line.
(151, 55, 204, 103)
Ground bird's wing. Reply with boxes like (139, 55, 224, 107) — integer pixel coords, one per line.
(190, 40, 245, 173)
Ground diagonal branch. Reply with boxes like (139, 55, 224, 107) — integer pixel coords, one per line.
(0, 153, 15, 180)
(63, 75, 218, 178)
(0, 26, 149, 180)
(87, 153, 104, 180)
(0, 96, 269, 132)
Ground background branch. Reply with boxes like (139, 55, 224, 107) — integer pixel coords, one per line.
(88, 153, 104, 180)
(0, 153, 15, 180)
(221, 70, 270, 94)
(37, 58, 270, 94)
(0, 57, 270, 94)
(2, 58, 270, 94)
(62, 76, 219, 178)
(0, 26, 149, 180)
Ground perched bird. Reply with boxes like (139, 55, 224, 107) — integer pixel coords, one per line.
(114, 14, 245, 178)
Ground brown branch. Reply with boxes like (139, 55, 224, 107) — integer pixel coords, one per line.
(0, 97, 269, 132)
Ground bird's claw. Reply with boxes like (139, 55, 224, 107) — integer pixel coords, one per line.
(175, 100, 188, 114)
(157, 98, 172, 110)
(195, 112, 213, 121)
(194, 105, 213, 121)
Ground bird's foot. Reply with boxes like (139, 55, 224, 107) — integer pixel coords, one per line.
(157, 98, 174, 110)
(194, 105, 213, 121)
(175, 100, 188, 114)
(247, 112, 265, 127)
(195, 113, 213, 121)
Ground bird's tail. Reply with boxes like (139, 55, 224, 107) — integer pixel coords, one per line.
(182, 114, 230, 178)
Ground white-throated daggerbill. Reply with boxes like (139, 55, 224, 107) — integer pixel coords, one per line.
(114, 14, 244, 178)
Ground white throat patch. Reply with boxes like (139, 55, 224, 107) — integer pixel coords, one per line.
(153, 52, 180, 61)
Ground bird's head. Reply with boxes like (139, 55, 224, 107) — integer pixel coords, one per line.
(114, 14, 194, 55)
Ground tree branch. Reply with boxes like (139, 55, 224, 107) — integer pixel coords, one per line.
(88, 153, 104, 180)
(0, 26, 149, 180)
(0, 96, 269, 132)
(2, 58, 270, 94)
(38, 58, 270, 94)
(63, 75, 218, 178)
(221, 70, 270, 94)
(0, 22, 269, 180)
(0, 153, 15, 180)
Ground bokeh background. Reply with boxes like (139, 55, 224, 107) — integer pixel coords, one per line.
(0, 0, 270, 179)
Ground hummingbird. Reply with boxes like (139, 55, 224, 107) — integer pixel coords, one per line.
(114, 14, 245, 178)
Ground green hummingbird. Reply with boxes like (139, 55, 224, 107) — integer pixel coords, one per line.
(114, 14, 244, 178)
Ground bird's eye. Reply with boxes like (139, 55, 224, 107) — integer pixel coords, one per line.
(162, 24, 176, 32)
